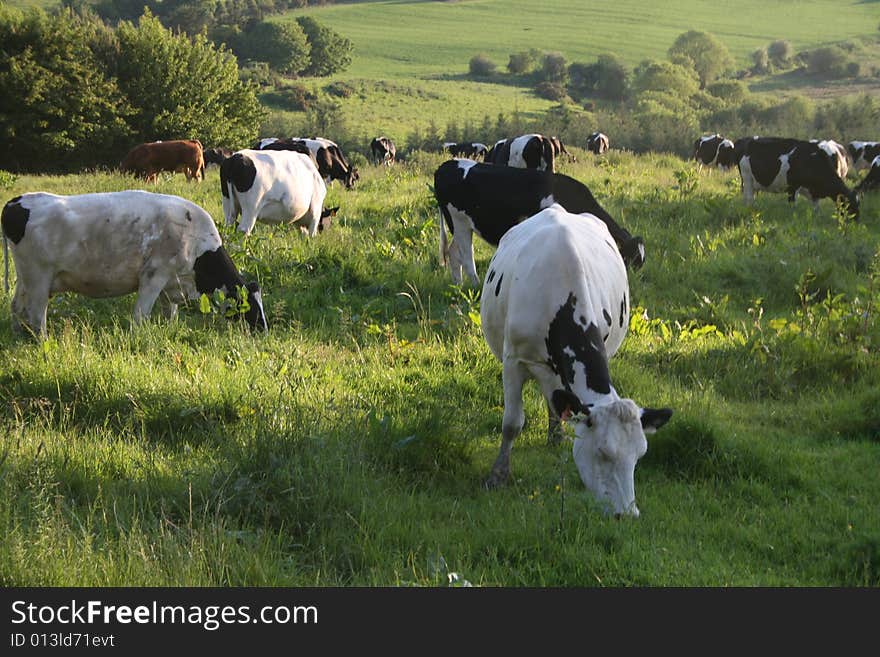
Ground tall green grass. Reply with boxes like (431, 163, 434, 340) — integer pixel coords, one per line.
(1, 151, 879, 586)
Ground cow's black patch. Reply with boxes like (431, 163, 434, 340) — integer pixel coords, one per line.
(487, 268, 496, 283)
(494, 273, 503, 297)
(602, 308, 612, 326)
(545, 292, 611, 395)
(194, 246, 266, 331)
(219, 153, 257, 199)
(1, 198, 29, 244)
(186, 211, 192, 222)
(619, 296, 626, 328)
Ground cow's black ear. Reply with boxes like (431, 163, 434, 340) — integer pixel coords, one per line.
(552, 389, 585, 420)
(640, 407, 673, 434)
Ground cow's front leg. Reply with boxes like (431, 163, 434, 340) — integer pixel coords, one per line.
(454, 230, 480, 286)
(486, 359, 527, 488)
(12, 279, 49, 339)
(133, 272, 170, 324)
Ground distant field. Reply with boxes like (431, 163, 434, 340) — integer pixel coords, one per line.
(272, 0, 880, 141)
(290, 0, 879, 78)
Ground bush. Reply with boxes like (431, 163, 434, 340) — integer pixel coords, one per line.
(752, 48, 770, 74)
(632, 59, 700, 97)
(325, 81, 355, 98)
(469, 53, 497, 77)
(806, 46, 850, 77)
(507, 50, 537, 75)
(668, 30, 734, 88)
(540, 52, 568, 84)
(261, 83, 316, 111)
(296, 16, 353, 77)
(768, 40, 794, 68)
(535, 81, 568, 101)
(706, 80, 749, 105)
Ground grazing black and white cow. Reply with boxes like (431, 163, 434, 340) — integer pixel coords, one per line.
(1, 191, 267, 337)
(855, 156, 880, 195)
(480, 206, 672, 515)
(256, 137, 359, 189)
(433, 159, 645, 286)
(370, 136, 397, 166)
(586, 131, 610, 155)
(549, 136, 575, 162)
(693, 134, 735, 170)
(443, 142, 489, 160)
(736, 137, 859, 220)
(847, 141, 880, 171)
(812, 139, 850, 180)
(203, 147, 233, 167)
(220, 149, 337, 237)
(485, 134, 556, 172)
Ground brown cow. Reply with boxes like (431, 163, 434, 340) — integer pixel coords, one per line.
(120, 139, 205, 183)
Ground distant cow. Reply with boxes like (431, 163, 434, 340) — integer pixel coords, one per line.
(847, 141, 880, 171)
(856, 156, 880, 195)
(479, 205, 673, 515)
(370, 137, 397, 166)
(443, 142, 489, 160)
(693, 134, 735, 170)
(433, 159, 645, 286)
(203, 147, 233, 167)
(485, 134, 556, 172)
(120, 139, 205, 183)
(812, 139, 850, 180)
(736, 137, 859, 220)
(256, 137, 359, 189)
(549, 136, 575, 162)
(586, 131, 610, 155)
(220, 149, 337, 237)
(1, 191, 266, 337)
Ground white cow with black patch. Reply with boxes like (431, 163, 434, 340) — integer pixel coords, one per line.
(220, 149, 337, 237)
(480, 205, 672, 517)
(1, 191, 267, 337)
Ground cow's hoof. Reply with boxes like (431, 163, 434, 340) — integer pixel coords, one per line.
(484, 471, 509, 490)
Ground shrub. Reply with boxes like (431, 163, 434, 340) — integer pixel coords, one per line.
(468, 53, 496, 77)
(768, 40, 794, 68)
(535, 81, 568, 101)
(632, 59, 700, 97)
(540, 52, 568, 84)
(706, 80, 749, 105)
(325, 81, 355, 98)
(235, 21, 310, 75)
(752, 48, 770, 74)
(507, 50, 537, 75)
(296, 16, 353, 77)
(261, 83, 316, 111)
(806, 46, 850, 77)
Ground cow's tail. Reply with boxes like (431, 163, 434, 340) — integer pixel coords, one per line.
(3, 235, 8, 295)
(438, 205, 450, 268)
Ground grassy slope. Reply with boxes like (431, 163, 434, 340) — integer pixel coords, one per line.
(271, 0, 880, 140)
(1, 153, 879, 586)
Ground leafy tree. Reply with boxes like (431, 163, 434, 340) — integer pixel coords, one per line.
(236, 20, 310, 74)
(114, 10, 264, 148)
(0, 7, 132, 171)
(632, 59, 700, 98)
(296, 16, 353, 77)
(667, 30, 733, 88)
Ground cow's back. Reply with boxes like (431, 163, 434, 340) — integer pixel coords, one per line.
(481, 207, 629, 365)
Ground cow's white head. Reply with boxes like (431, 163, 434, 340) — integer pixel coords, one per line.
(553, 390, 672, 517)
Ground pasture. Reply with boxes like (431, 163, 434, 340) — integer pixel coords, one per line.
(1, 150, 879, 586)
(269, 0, 880, 137)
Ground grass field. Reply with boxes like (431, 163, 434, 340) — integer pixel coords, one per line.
(269, 0, 880, 146)
(2, 151, 879, 586)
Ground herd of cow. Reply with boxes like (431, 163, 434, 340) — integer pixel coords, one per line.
(2, 126, 878, 518)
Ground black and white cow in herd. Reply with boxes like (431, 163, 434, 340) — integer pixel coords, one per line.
(443, 142, 489, 160)
(856, 156, 880, 195)
(736, 137, 859, 220)
(812, 139, 849, 180)
(485, 134, 556, 172)
(220, 149, 338, 237)
(255, 137, 359, 189)
(1, 191, 267, 337)
(693, 134, 735, 170)
(433, 159, 645, 286)
(480, 206, 673, 515)
(203, 147, 233, 168)
(370, 136, 396, 166)
(549, 136, 575, 162)
(847, 141, 880, 171)
(586, 131, 610, 155)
